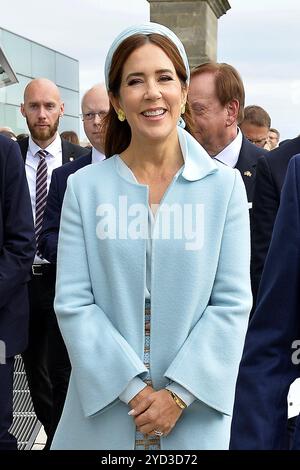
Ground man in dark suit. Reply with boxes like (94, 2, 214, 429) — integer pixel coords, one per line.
(38, 84, 109, 444)
(0, 136, 35, 450)
(230, 154, 300, 449)
(188, 62, 268, 204)
(239, 105, 271, 150)
(18, 78, 89, 448)
(250, 136, 300, 305)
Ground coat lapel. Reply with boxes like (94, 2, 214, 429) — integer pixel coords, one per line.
(178, 127, 218, 181)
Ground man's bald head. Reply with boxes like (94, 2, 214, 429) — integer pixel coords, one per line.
(81, 83, 108, 110)
(81, 84, 109, 153)
(24, 78, 62, 103)
(21, 78, 64, 148)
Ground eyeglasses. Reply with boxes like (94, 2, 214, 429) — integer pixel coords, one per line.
(81, 111, 107, 121)
(246, 137, 268, 147)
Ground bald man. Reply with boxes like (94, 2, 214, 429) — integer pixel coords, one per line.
(40, 84, 109, 263)
(81, 83, 109, 156)
(37, 84, 109, 446)
(19, 78, 89, 448)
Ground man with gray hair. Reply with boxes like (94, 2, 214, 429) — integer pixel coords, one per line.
(80, 83, 109, 158)
(189, 62, 268, 204)
(268, 128, 280, 150)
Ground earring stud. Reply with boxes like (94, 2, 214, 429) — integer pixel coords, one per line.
(117, 109, 126, 122)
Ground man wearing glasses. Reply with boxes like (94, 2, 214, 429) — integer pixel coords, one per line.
(240, 105, 271, 150)
(38, 84, 109, 447)
(80, 83, 109, 162)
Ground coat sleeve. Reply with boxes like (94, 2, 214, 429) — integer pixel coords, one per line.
(250, 155, 279, 307)
(38, 170, 61, 264)
(164, 171, 252, 416)
(0, 140, 35, 310)
(54, 175, 148, 418)
(230, 155, 300, 449)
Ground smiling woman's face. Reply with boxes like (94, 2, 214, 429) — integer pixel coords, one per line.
(112, 43, 187, 145)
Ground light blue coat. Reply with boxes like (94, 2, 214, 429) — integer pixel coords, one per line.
(51, 128, 252, 450)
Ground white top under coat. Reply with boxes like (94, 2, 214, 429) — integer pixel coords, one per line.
(115, 155, 195, 407)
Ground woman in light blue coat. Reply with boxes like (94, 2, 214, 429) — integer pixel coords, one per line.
(51, 23, 252, 450)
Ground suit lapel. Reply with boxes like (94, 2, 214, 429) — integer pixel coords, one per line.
(18, 137, 29, 162)
(61, 139, 76, 164)
(236, 137, 258, 202)
(19, 136, 87, 165)
(18, 137, 69, 164)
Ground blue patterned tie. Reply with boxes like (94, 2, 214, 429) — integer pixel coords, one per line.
(35, 150, 48, 251)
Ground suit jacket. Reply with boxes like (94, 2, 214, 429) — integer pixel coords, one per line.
(236, 135, 268, 203)
(230, 154, 300, 449)
(39, 151, 92, 264)
(250, 136, 300, 305)
(51, 128, 251, 450)
(0, 136, 35, 358)
(18, 136, 90, 164)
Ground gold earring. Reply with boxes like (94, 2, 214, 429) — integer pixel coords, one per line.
(117, 109, 126, 122)
(181, 103, 186, 115)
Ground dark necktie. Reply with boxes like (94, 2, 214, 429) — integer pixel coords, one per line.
(35, 150, 48, 249)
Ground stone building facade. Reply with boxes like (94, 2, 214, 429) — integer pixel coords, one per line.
(147, 0, 231, 68)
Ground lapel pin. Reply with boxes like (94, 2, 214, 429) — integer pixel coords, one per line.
(244, 170, 252, 177)
(69, 157, 74, 161)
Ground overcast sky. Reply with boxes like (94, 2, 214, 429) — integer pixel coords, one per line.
(1, 0, 299, 140)
(218, 0, 300, 141)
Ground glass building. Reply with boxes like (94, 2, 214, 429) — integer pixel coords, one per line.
(0, 27, 81, 449)
(0, 27, 80, 136)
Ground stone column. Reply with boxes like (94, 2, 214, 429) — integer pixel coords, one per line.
(147, 0, 231, 68)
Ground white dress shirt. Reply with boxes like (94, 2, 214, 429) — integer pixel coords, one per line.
(91, 147, 105, 164)
(214, 128, 243, 168)
(25, 133, 62, 264)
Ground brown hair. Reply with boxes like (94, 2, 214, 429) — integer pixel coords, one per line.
(191, 62, 245, 124)
(243, 105, 271, 129)
(60, 130, 80, 145)
(103, 33, 194, 157)
(269, 127, 280, 139)
(0, 129, 17, 140)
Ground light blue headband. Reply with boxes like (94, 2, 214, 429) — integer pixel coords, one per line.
(104, 22, 190, 90)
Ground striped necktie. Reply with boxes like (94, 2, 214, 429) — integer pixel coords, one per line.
(35, 150, 48, 247)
